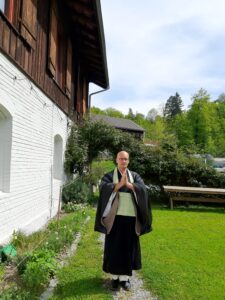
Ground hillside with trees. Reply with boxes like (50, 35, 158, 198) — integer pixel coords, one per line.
(91, 88, 225, 157)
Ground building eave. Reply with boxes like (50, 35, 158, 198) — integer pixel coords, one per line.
(65, 0, 109, 89)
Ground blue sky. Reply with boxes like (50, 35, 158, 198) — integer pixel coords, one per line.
(90, 0, 225, 116)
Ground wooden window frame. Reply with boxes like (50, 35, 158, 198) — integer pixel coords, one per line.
(48, 0, 68, 92)
(20, 0, 37, 48)
(55, 23, 66, 89)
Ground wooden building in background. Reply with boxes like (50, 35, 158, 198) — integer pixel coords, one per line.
(0, 0, 109, 243)
(92, 114, 145, 140)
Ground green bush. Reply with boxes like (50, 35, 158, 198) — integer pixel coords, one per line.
(147, 185, 167, 204)
(83, 165, 106, 186)
(21, 249, 57, 294)
(62, 178, 90, 204)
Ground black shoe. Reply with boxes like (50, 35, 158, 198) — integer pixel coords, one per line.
(120, 280, 131, 291)
(111, 279, 119, 290)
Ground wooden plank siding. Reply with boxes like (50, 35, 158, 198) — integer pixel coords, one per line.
(0, 0, 109, 120)
(0, 2, 71, 116)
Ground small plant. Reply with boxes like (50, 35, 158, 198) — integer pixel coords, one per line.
(11, 231, 27, 249)
(63, 202, 87, 213)
(21, 249, 57, 294)
(16, 251, 33, 275)
(0, 209, 89, 298)
(0, 286, 31, 300)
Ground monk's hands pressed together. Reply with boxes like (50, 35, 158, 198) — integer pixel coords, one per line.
(125, 174, 135, 191)
(114, 172, 134, 192)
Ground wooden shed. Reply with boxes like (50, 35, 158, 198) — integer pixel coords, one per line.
(91, 114, 145, 140)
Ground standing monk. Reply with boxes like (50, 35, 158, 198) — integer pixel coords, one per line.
(95, 151, 152, 291)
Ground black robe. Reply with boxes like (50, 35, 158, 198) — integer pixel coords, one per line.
(94, 169, 152, 276)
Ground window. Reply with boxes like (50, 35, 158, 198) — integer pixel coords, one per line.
(53, 134, 63, 180)
(2, 0, 17, 25)
(20, 0, 37, 48)
(0, 0, 5, 12)
(0, 0, 36, 36)
(0, 104, 12, 193)
(0, 0, 14, 23)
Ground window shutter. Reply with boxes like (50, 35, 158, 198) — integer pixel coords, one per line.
(20, 0, 37, 48)
(65, 39, 72, 97)
(48, 0, 57, 77)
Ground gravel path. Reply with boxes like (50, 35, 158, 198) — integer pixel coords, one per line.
(99, 234, 158, 300)
(40, 217, 157, 300)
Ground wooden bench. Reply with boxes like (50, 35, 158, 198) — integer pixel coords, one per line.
(163, 185, 225, 209)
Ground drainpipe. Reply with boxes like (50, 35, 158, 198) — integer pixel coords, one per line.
(88, 85, 110, 116)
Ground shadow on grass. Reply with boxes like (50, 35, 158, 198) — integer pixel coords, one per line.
(54, 276, 111, 298)
(152, 203, 225, 214)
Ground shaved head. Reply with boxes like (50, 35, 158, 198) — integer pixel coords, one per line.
(116, 151, 129, 171)
(116, 151, 129, 159)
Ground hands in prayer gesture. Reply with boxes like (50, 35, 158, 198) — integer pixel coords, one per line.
(114, 170, 134, 192)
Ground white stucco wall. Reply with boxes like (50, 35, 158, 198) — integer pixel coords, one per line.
(0, 52, 69, 244)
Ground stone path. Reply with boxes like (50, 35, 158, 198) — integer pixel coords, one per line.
(103, 271, 157, 300)
(99, 235, 158, 300)
(40, 218, 157, 300)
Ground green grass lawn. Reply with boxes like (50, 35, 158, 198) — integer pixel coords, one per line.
(141, 205, 225, 300)
(51, 209, 112, 300)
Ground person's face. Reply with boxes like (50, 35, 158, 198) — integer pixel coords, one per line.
(116, 152, 129, 170)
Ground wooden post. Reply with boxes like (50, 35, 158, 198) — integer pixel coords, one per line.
(169, 193, 173, 209)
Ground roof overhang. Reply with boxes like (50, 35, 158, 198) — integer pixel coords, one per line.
(65, 0, 109, 89)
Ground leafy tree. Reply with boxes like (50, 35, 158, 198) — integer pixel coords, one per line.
(187, 89, 212, 152)
(64, 125, 87, 175)
(146, 108, 158, 122)
(191, 88, 210, 102)
(104, 107, 124, 118)
(64, 119, 225, 192)
(145, 116, 166, 141)
(90, 106, 105, 115)
(213, 100, 225, 156)
(134, 112, 145, 122)
(164, 92, 183, 120)
(216, 93, 225, 103)
(79, 119, 116, 166)
(127, 108, 135, 119)
(170, 113, 194, 148)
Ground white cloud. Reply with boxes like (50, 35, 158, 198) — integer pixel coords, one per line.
(90, 0, 225, 115)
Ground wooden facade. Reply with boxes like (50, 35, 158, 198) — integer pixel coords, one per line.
(0, 0, 108, 121)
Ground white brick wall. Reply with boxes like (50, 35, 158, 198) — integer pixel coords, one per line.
(0, 52, 69, 244)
